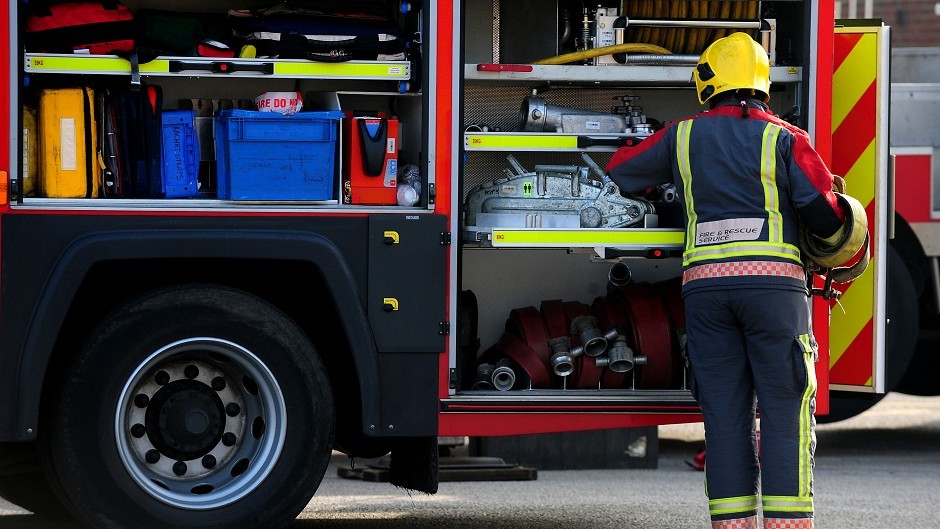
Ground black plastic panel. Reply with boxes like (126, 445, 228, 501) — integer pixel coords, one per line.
(367, 214, 448, 352)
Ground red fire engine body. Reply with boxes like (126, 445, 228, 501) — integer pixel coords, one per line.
(0, 0, 916, 528)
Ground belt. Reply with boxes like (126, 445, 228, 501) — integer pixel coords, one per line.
(683, 261, 805, 285)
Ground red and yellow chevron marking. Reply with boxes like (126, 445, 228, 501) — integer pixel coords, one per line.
(828, 28, 885, 390)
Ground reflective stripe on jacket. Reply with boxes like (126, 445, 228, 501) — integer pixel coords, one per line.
(605, 101, 845, 294)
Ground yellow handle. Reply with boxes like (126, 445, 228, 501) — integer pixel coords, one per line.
(383, 298, 399, 312)
(383, 231, 400, 245)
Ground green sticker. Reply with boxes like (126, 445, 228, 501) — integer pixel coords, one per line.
(523, 182, 533, 196)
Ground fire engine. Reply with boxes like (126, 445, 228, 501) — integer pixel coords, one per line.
(0, 0, 915, 528)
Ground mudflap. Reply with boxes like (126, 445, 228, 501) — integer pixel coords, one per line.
(389, 436, 439, 494)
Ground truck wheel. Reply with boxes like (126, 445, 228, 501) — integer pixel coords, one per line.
(42, 285, 335, 529)
(821, 245, 918, 422)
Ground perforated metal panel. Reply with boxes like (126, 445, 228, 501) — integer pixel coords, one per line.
(462, 86, 634, 195)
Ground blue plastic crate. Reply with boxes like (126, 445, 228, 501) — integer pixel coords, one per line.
(215, 110, 343, 200)
(161, 110, 200, 198)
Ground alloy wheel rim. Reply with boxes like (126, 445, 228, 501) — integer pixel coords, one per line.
(115, 338, 286, 509)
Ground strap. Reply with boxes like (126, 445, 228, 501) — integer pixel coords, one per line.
(129, 51, 141, 91)
(81, 87, 94, 198)
(828, 231, 870, 284)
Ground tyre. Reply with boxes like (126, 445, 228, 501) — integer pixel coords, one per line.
(41, 285, 335, 529)
(821, 245, 918, 423)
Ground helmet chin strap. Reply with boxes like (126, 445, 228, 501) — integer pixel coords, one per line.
(710, 91, 768, 115)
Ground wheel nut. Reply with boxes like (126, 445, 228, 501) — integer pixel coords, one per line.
(146, 450, 161, 464)
(222, 433, 237, 446)
(184, 365, 199, 379)
(211, 377, 226, 391)
(202, 455, 217, 469)
(225, 403, 241, 417)
(155, 371, 170, 385)
(134, 394, 150, 408)
(131, 423, 147, 438)
(173, 461, 187, 476)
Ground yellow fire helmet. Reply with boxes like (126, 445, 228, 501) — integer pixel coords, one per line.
(693, 32, 771, 105)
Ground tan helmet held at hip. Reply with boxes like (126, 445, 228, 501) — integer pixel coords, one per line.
(693, 32, 771, 105)
(800, 189, 871, 284)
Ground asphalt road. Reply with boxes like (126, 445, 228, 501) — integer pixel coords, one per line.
(2, 393, 939, 529)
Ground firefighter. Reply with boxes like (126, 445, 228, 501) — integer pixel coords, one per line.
(606, 32, 856, 529)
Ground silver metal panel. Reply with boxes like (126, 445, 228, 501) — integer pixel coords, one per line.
(891, 47, 940, 83)
(890, 83, 940, 147)
(874, 24, 892, 394)
(890, 83, 940, 216)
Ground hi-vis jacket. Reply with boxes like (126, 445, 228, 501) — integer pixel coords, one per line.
(606, 100, 846, 295)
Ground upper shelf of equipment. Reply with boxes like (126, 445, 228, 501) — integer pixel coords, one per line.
(25, 53, 412, 81)
(465, 63, 802, 85)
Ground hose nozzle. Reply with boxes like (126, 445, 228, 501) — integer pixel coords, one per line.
(606, 335, 636, 373)
(473, 363, 496, 390)
(491, 358, 516, 391)
(608, 262, 633, 288)
(549, 336, 584, 377)
(570, 315, 613, 357)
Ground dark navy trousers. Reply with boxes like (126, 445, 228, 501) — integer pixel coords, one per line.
(685, 288, 817, 522)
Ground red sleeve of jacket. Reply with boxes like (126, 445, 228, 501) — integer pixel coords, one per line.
(605, 122, 677, 194)
(791, 129, 846, 222)
(605, 125, 668, 171)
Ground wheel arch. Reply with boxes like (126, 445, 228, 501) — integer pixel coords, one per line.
(20, 229, 380, 443)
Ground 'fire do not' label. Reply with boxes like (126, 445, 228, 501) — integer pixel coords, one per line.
(254, 92, 304, 115)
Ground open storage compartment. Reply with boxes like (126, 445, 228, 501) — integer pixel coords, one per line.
(13, 0, 430, 209)
(452, 0, 814, 407)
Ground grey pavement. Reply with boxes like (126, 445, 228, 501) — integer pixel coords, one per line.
(2, 393, 939, 528)
(289, 393, 940, 529)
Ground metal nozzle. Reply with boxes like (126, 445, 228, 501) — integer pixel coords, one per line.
(550, 337, 584, 377)
(606, 335, 636, 373)
(608, 262, 633, 287)
(491, 359, 516, 391)
(472, 363, 496, 390)
(659, 184, 678, 203)
(570, 315, 609, 357)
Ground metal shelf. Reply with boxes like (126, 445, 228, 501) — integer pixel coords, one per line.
(464, 226, 685, 254)
(25, 53, 411, 81)
(465, 132, 646, 152)
(464, 63, 802, 85)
